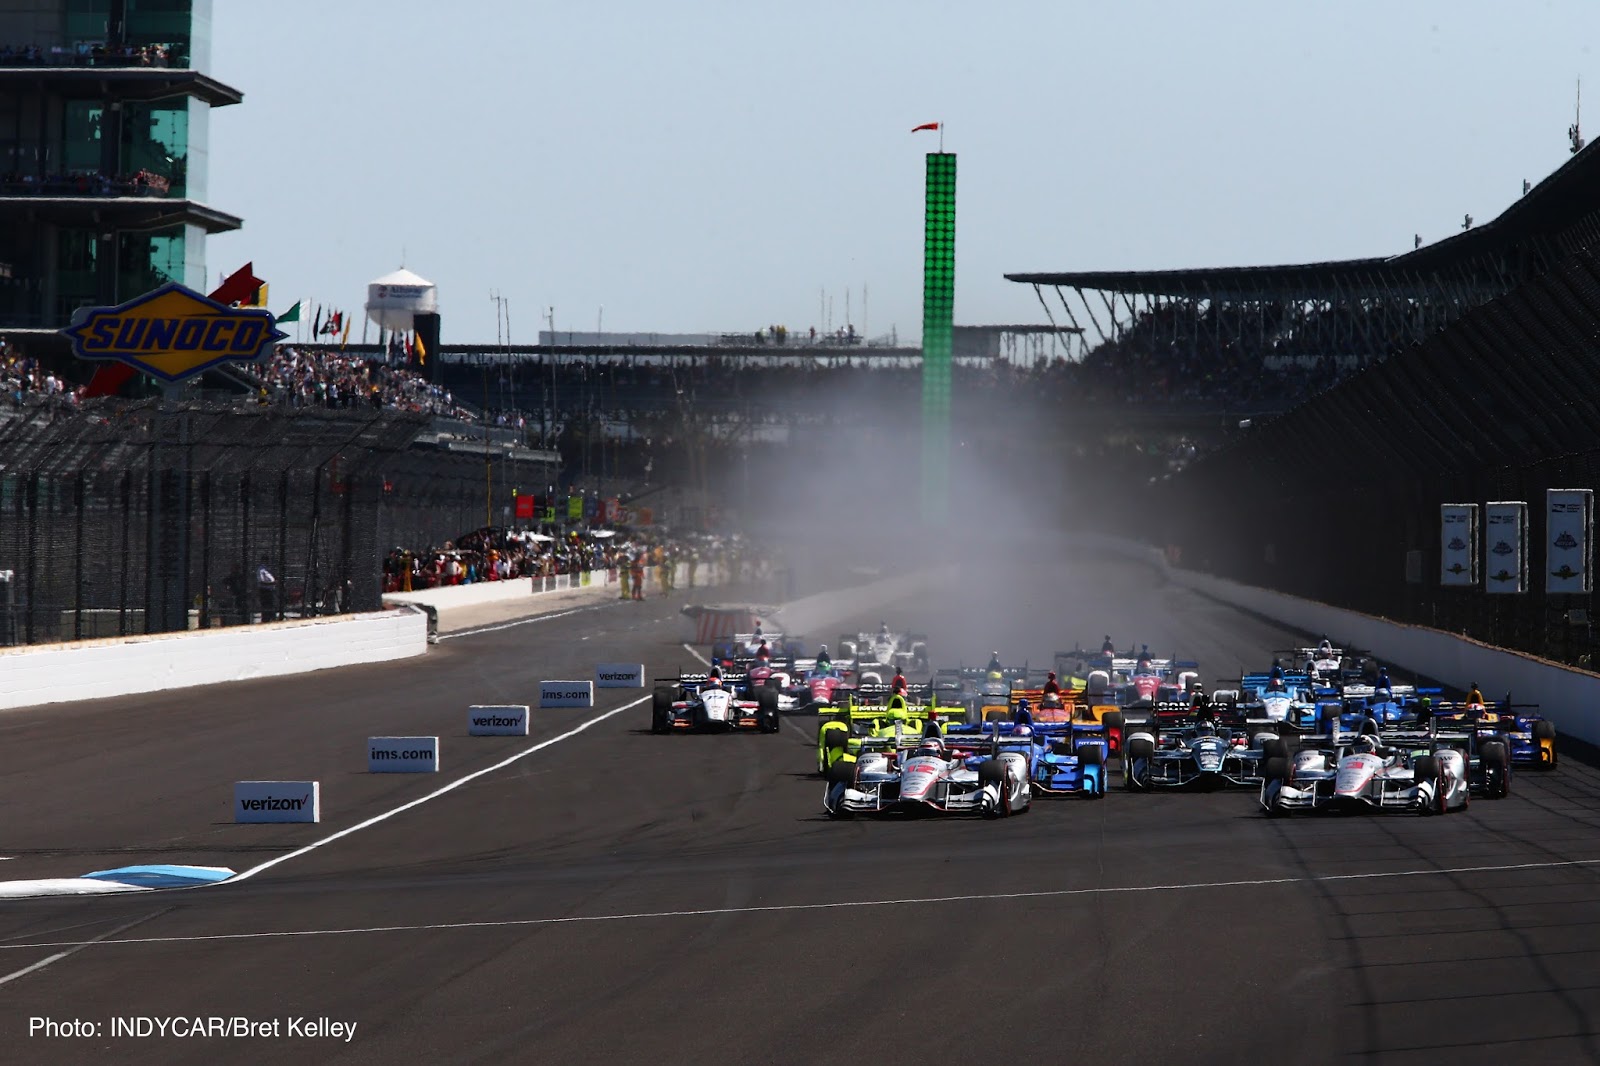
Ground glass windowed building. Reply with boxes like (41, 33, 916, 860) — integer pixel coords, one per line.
(0, 1, 240, 329)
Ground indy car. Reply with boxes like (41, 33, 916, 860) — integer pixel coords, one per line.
(1122, 708, 1283, 790)
(815, 685, 967, 774)
(1086, 652, 1200, 707)
(711, 629, 805, 663)
(1258, 720, 1497, 815)
(651, 672, 779, 734)
(946, 704, 1109, 797)
(1432, 698, 1558, 770)
(837, 626, 929, 671)
(1282, 641, 1368, 682)
(823, 727, 1032, 818)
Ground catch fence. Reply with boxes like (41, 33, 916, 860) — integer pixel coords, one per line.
(0, 400, 546, 646)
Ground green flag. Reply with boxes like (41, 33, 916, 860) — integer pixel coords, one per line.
(277, 300, 302, 324)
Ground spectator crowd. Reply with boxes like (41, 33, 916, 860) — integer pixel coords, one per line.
(245, 346, 475, 419)
(0, 41, 180, 67)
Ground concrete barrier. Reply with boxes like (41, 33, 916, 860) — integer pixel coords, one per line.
(234, 781, 320, 823)
(539, 681, 595, 708)
(1073, 533, 1600, 747)
(469, 705, 530, 736)
(0, 608, 428, 711)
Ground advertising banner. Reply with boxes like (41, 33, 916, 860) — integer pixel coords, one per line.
(234, 781, 320, 823)
(1547, 489, 1593, 594)
(468, 705, 530, 736)
(1440, 504, 1478, 586)
(539, 680, 595, 708)
(367, 736, 440, 773)
(1484, 501, 1528, 594)
(595, 663, 645, 688)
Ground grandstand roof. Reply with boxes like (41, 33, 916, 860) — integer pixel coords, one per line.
(1007, 139, 1600, 298)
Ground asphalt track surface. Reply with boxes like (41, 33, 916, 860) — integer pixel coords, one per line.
(3, 556, 1600, 1065)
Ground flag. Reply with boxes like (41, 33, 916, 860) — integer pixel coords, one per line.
(415, 329, 427, 365)
(313, 306, 323, 337)
(277, 300, 301, 324)
(911, 122, 940, 132)
(340, 313, 351, 348)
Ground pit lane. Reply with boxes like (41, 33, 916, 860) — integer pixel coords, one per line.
(3, 555, 1599, 1065)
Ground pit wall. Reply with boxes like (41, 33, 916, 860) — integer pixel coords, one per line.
(1074, 534, 1600, 748)
(0, 609, 427, 711)
(383, 562, 726, 618)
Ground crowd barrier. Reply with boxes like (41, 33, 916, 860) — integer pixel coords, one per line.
(0, 608, 428, 711)
(383, 561, 733, 619)
(1076, 534, 1600, 747)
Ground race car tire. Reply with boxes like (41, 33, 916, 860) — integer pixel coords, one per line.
(1103, 710, 1124, 740)
(1411, 755, 1442, 814)
(977, 759, 1008, 818)
(1050, 740, 1074, 756)
(1532, 720, 1558, 769)
(1479, 740, 1511, 798)
(1124, 737, 1155, 792)
(826, 758, 858, 785)
(652, 687, 674, 734)
(758, 689, 780, 733)
(1076, 744, 1105, 766)
(1262, 737, 1291, 763)
(1260, 755, 1290, 816)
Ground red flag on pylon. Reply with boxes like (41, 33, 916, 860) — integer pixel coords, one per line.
(911, 122, 941, 132)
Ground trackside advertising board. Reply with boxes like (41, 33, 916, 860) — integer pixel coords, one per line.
(1547, 489, 1593, 594)
(235, 781, 320, 823)
(1484, 501, 1528, 594)
(468, 705, 529, 736)
(367, 736, 440, 773)
(595, 663, 644, 688)
(540, 681, 595, 708)
(1440, 504, 1478, 587)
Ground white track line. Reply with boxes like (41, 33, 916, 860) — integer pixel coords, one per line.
(0, 909, 168, 986)
(6, 857, 1597, 953)
(225, 694, 651, 885)
(439, 605, 606, 640)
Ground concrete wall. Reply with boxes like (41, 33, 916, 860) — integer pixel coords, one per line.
(0, 609, 428, 711)
(1077, 533, 1600, 746)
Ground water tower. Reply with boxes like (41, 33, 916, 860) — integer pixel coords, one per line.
(364, 267, 437, 332)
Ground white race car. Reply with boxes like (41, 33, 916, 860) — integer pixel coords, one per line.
(838, 627, 929, 671)
(1260, 723, 1468, 815)
(823, 733, 1030, 818)
(651, 674, 779, 734)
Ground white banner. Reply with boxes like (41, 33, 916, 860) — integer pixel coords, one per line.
(540, 680, 595, 708)
(1440, 504, 1478, 587)
(234, 781, 320, 823)
(1484, 501, 1528, 594)
(468, 704, 529, 736)
(595, 663, 645, 688)
(1547, 489, 1593, 594)
(367, 736, 439, 773)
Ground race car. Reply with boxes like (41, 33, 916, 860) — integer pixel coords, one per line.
(815, 686, 967, 773)
(1258, 720, 1476, 815)
(710, 629, 805, 663)
(1431, 697, 1558, 770)
(651, 672, 779, 734)
(837, 626, 929, 671)
(1101, 654, 1200, 706)
(1282, 641, 1368, 682)
(823, 728, 1031, 818)
(946, 709, 1109, 798)
(1123, 717, 1283, 791)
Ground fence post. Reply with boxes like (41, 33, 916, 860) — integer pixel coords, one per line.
(198, 471, 212, 629)
(276, 470, 289, 622)
(73, 474, 85, 640)
(23, 472, 37, 645)
(119, 469, 131, 637)
(306, 463, 323, 617)
(240, 471, 251, 622)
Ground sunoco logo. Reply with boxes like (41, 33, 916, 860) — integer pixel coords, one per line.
(1555, 531, 1578, 550)
(61, 283, 286, 382)
(1492, 541, 1513, 556)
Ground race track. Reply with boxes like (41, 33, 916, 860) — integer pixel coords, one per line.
(3, 554, 1600, 1065)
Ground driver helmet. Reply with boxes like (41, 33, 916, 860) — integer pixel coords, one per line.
(1015, 698, 1031, 715)
(1354, 734, 1379, 755)
(1047, 671, 1058, 682)
(915, 737, 946, 760)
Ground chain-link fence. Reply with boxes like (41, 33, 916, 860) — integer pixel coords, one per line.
(0, 399, 554, 646)
(1164, 246, 1600, 668)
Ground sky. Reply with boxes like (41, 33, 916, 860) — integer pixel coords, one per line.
(207, 0, 1597, 346)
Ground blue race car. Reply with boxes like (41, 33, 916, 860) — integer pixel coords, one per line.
(945, 705, 1108, 798)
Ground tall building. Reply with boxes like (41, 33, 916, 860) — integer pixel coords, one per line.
(0, 1, 240, 330)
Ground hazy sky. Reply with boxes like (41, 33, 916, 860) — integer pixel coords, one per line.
(208, 0, 1596, 345)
